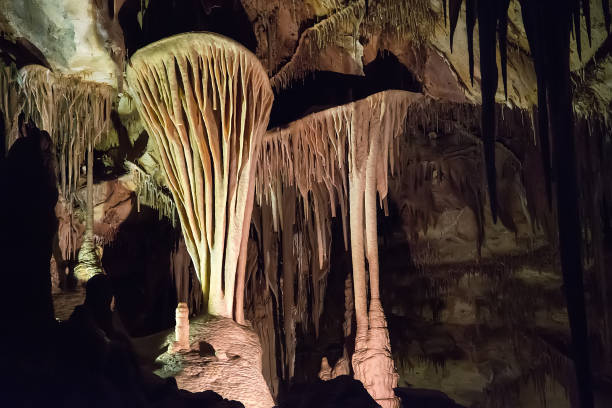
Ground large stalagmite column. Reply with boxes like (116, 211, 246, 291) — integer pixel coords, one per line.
(348, 96, 399, 408)
(127, 33, 273, 323)
(258, 91, 414, 405)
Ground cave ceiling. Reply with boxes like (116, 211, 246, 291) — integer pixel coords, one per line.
(1, 0, 611, 263)
(1, 0, 609, 107)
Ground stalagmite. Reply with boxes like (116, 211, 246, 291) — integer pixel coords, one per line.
(170, 302, 190, 352)
(348, 95, 399, 408)
(126, 32, 273, 323)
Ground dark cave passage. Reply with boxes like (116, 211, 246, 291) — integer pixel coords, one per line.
(102, 204, 179, 337)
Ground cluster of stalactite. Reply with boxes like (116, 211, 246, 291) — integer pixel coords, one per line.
(442, 2, 611, 406)
(127, 161, 177, 225)
(0, 61, 21, 156)
(18, 65, 114, 205)
(245, 193, 332, 397)
(17, 65, 114, 271)
(256, 91, 420, 250)
(270, 0, 433, 90)
(126, 32, 274, 322)
(256, 90, 425, 406)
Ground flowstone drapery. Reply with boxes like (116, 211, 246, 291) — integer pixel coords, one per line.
(126, 32, 273, 323)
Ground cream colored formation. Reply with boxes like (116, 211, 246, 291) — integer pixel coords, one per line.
(124, 30, 414, 404)
(126, 161, 177, 225)
(19, 65, 114, 208)
(17, 64, 114, 278)
(258, 91, 423, 407)
(2, 27, 448, 408)
(126, 33, 274, 323)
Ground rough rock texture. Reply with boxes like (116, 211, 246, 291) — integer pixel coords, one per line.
(380, 182, 570, 407)
(0, 0, 122, 86)
(170, 302, 190, 352)
(155, 315, 275, 408)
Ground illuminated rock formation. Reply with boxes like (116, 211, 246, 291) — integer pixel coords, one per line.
(257, 90, 420, 407)
(18, 64, 114, 279)
(270, 0, 434, 90)
(170, 302, 190, 352)
(126, 32, 273, 322)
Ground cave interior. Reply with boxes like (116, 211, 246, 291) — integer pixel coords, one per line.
(1, 1, 612, 407)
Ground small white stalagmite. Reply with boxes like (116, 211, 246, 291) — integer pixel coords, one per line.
(126, 33, 273, 323)
(170, 302, 190, 352)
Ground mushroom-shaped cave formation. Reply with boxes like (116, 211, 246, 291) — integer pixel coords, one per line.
(126, 32, 274, 323)
(1, 1, 612, 408)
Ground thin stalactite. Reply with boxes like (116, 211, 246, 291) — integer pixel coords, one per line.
(126, 161, 177, 224)
(448, 0, 462, 53)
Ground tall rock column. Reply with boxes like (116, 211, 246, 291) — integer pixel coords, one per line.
(348, 96, 399, 408)
(127, 33, 273, 323)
